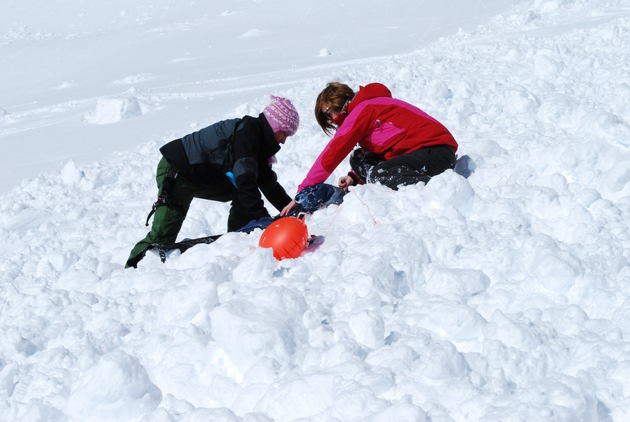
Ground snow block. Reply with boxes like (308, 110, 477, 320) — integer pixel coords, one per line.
(66, 351, 162, 421)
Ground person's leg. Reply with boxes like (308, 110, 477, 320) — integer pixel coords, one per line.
(188, 173, 249, 232)
(126, 159, 195, 267)
(369, 145, 456, 189)
(349, 148, 386, 183)
(226, 194, 250, 232)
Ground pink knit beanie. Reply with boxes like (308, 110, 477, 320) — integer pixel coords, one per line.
(263, 96, 300, 136)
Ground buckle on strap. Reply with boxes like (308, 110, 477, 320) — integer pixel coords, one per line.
(145, 163, 180, 226)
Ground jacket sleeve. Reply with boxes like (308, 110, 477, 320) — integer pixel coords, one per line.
(231, 124, 270, 220)
(297, 106, 374, 192)
(258, 163, 292, 212)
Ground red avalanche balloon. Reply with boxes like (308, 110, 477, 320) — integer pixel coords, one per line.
(258, 217, 309, 260)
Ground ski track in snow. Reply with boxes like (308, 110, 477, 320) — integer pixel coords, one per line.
(1, 0, 630, 421)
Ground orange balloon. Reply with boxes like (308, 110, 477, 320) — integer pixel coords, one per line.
(259, 217, 309, 260)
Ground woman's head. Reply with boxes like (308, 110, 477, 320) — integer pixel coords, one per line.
(314, 82, 355, 135)
(263, 96, 300, 138)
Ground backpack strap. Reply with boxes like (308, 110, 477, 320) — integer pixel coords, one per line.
(223, 119, 243, 187)
(145, 162, 181, 226)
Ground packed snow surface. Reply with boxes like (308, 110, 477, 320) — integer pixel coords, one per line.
(1, 0, 629, 421)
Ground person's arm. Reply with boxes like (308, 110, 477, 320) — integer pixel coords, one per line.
(231, 124, 271, 220)
(296, 132, 356, 192)
(338, 175, 353, 191)
(339, 170, 365, 190)
(280, 200, 296, 216)
(297, 106, 374, 192)
(258, 162, 292, 212)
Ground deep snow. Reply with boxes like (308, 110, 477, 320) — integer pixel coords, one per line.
(1, 0, 630, 421)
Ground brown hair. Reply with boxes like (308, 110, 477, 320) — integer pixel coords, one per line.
(314, 82, 355, 135)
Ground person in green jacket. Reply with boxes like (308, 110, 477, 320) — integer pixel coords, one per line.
(126, 96, 300, 268)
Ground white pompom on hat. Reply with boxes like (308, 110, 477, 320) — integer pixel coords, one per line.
(263, 96, 300, 136)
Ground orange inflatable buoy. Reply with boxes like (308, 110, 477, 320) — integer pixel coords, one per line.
(258, 216, 309, 260)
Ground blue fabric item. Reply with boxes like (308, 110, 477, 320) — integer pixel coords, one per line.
(225, 171, 236, 186)
(237, 216, 274, 233)
(295, 183, 345, 213)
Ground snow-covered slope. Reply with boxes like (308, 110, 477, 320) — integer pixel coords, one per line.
(1, 0, 629, 420)
(0, 0, 516, 194)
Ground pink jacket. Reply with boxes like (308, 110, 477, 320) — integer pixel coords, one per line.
(298, 83, 458, 191)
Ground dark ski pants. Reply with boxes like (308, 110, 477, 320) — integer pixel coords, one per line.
(126, 158, 249, 267)
(350, 145, 456, 190)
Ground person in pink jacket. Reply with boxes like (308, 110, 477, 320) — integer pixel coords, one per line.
(282, 82, 458, 215)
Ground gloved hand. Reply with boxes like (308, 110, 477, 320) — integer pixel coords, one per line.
(237, 216, 274, 233)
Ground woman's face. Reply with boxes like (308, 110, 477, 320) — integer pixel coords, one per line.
(274, 131, 288, 144)
(322, 103, 349, 127)
(322, 105, 340, 124)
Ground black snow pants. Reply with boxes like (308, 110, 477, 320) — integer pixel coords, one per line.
(349, 145, 456, 190)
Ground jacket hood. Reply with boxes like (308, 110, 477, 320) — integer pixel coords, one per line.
(346, 83, 392, 115)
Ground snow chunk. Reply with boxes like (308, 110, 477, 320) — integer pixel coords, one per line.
(84, 95, 150, 124)
(524, 236, 583, 292)
(256, 373, 336, 420)
(364, 399, 427, 421)
(319, 48, 331, 57)
(56, 81, 75, 89)
(424, 267, 491, 299)
(534, 54, 563, 80)
(66, 351, 162, 421)
(349, 310, 385, 349)
(417, 301, 487, 343)
(113, 73, 154, 85)
(210, 286, 308, 375)
(239, 29, 266, 38)
(59, 161, 85, 186)
(605, 160, 630, 194)
(422, 170, 475, 214)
